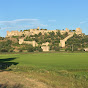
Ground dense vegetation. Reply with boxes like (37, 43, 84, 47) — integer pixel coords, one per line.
(0, 40, 13, 52)
(66, 34, 88, 51)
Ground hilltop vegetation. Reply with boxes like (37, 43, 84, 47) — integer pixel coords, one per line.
(66, 34, 88, 51)
(0, 29, 88, 52)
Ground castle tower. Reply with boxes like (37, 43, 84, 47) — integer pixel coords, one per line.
(37, 27, 40, 30)
(76, 28, 82, 35)
(65, 28, 69, 32)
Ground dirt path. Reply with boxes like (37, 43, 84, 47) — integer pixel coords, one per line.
(0, 71, 51, 88)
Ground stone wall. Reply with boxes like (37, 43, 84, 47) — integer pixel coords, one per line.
(19, 38, 38, 47)
(42, 42, 49, 46)
(6, 27, 82, 37)
(41, 46, 50, 52)
(41, 42, 50, 51)
(6, 31, 23, 37)
(59, 33, 74, 47)
(19, 38, 50, 51)
(59, 28, 82, 48)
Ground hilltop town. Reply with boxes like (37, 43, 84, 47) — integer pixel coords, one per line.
(6, 27, 82, 37)
(5, 27, 83, 51)
(0, 27, 88, 52)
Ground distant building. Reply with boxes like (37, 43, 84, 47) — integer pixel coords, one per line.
(84, 48, 88, 51)
(41, 46, 50, 52)
(41, 42, 50, 51)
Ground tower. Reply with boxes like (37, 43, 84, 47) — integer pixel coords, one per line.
(76, 28, 82, 35)
(37, 27, 40, 30)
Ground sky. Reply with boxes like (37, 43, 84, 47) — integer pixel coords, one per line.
(0, 0, 88, 37)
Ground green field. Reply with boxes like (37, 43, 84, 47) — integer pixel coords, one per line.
(0, 53, 88, 88)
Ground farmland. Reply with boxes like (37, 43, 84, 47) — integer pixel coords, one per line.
(0, 52, 88, 88)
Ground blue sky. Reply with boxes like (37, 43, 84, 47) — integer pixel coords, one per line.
(0, 0, 88, 37)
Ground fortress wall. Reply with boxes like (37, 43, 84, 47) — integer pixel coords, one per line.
(19, 39, 24, 44)
(41, 46, 50, 51)
(60, 30, 66, 35)
(64, 33, 74, 41)
(23, 31, 30, 36)
(60, 40, 65, 47)
(41, 42, 50, 51)
(23, 41, 38, 47)
(59, 28, 82, 48)
(68, 32, 74, 35)
(19, 38, 38, 47)
(6, 29, 67, 37)
(6, 27, 82, 37)
(66, 28, 69, 32)
(6, 31, 23, 37)
(42, 42, 49, 46)
(29, 30, 56, 35)
(60, 33, 74, 47)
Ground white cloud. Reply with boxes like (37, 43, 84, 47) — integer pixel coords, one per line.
(80, 21, 88, 24)
(0, 19, 47, 30)
(0, 19, 38, 24)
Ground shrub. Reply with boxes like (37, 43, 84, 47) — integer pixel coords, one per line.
(54, 46, 60, 51)
(65, 48, 72, 51)
(38, 47, 43, 52)
(34, 46, 43, 52)
(19, 49, 23, 52)
(27, 45, 34, 52)
(1, 48, 8, 52)
(9, 49, 14, 52)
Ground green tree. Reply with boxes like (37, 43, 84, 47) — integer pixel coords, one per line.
(27, 45, 34, 52)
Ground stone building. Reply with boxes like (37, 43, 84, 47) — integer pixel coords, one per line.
(76, 28, 82, 35)
(41, 42, 50, 51)
(41, 46, 50, 52)
(84, 48, 88, 51)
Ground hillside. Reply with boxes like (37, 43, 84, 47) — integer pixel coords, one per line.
(0, 28, 87, 52)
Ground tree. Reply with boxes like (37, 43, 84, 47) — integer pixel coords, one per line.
(20, 30, 22, 32)
(72, 30, 75, 32)
(56, 30, 61, 37)
(49, 31, 55, 36)
(38, 32, 42, 36)
(54, 46, 60, 51)
(21, 34, 25, 37)
(64, 32, 68, 37)
(65, 47, 71, 51)
(27, 45, 34, 52)
(1, 48, 8, 52)
(37, 46, 43, 52)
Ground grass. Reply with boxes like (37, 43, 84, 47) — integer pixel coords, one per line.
(0, 52, 88, 88)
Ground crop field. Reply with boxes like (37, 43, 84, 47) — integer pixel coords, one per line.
(0, 53, 88, 88)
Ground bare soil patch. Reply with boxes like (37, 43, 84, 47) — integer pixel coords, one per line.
(0, 71, 51, 88)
